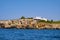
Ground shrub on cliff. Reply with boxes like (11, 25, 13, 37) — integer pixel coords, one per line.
(37, 20, 46, 23)
(27, 17, 33, 19)
(21, 16, 25, 19)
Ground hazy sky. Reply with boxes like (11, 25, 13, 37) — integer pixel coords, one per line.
(0, 0, 60, 20)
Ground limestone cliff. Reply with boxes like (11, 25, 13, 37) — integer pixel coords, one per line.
(0, 19, 60, 29)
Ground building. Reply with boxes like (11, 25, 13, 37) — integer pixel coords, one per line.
(33, 16, 47, 21)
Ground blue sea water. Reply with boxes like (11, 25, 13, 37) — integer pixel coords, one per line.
(0, 28, 60, 40)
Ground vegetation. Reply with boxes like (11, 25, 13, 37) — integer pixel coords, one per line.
(37, 20, 46, 22)
(37, 19, 60, 24)
(27, 17, 33, 19)
(47, 20, 53, 23)
(52, 20, 60, 24)
(20, 16, 33, 19)
(20, 16, 60, 24)
(21, 16, 25, 19)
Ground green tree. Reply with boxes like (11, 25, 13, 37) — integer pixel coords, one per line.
(21, 16, 25, 19)
(51, 19, 53, 22)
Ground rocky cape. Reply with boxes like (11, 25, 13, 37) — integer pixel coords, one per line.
(0, 19, 60, 29)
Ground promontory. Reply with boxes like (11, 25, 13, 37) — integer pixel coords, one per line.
(0, 16, 60, 29)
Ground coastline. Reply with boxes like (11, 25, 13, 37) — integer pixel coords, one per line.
(0, 18, 60, 29)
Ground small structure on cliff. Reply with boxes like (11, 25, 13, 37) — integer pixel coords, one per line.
(33, 16, 47, 21)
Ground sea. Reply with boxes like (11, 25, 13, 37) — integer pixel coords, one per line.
(0, 28, 60, 40)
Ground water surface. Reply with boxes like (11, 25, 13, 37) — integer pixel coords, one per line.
(0, 28, 60, 40)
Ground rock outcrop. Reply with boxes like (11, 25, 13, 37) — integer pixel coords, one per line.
(0, 19, 60, 29)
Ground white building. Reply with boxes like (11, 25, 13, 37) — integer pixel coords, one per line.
(33, 16, 47, 21)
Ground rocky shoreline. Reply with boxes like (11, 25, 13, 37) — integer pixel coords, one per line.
(0, 19, 60, 29)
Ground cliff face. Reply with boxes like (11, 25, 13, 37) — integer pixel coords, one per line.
(37, 23, 60, 29)
(0, 19, 60, 29)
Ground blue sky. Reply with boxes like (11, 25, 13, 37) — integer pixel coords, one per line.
(0, 0, 60, 20)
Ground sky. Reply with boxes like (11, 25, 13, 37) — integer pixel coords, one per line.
(0, 0, 60, 20)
